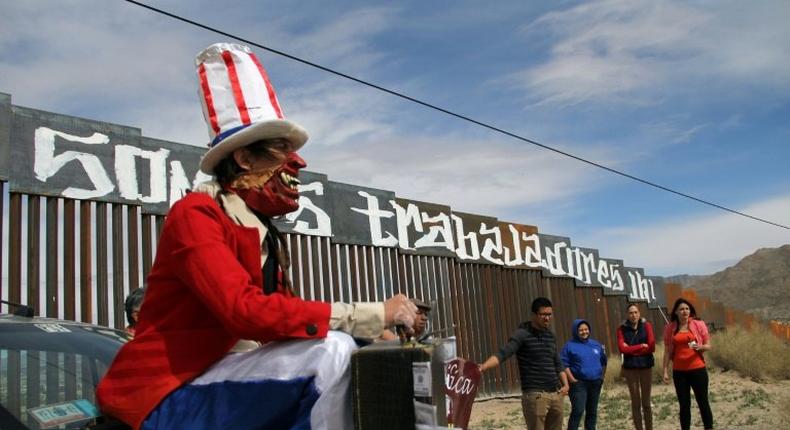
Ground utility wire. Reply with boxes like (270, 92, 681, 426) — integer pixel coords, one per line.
(124, 0, 789, 231)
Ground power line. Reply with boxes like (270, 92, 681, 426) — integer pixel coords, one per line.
(124, 0, 789, 231)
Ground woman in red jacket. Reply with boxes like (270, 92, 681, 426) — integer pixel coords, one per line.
(662, 298, 713, 430)
(96, 43, 417, 430)
(617, 303, 655, 430)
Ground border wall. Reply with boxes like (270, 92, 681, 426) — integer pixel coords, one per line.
(0, 92, 780, 399)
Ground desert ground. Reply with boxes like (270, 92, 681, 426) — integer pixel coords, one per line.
(468, 368, 790, 429)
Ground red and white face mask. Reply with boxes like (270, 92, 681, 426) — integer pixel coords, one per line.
(231, 151, 307, 217)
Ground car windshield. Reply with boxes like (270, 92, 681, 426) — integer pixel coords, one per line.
(0, 317, 127, 430)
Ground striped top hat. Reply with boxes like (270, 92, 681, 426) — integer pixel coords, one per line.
(195, 43, 308, 175)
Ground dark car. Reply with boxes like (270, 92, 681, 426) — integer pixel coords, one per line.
(0, 308, 130, 430)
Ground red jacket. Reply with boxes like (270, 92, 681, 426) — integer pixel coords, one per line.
(96, 192, 331, 429)
(617, 320, 655, 355)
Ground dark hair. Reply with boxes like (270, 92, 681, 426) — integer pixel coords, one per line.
(626, 303, 640, 312)
(214, 154, 245, 185)
(531, 297, 553, 314)
(125, 287, 146, 326)
(214, 139, 287, 185)
(670, 298, 698, 332)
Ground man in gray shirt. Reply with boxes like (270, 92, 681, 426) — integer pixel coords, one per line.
(480, 297, 570, 430)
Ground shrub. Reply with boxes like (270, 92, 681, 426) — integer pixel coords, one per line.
(603, 355, 622, 388)
(708, 326, 790, 381)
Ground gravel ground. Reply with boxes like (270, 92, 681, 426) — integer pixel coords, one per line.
(467, 368, 790, 429)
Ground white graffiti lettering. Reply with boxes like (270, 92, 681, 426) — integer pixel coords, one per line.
(33, 126, 210, 207)
(283, 182, 332, 236)
(451, 214, 480, 260)
(543, 241, 568, 276)
(390, 200, 422, 250)
(577, 250, 596, 285)
(351, 191, 398, 247)
(414, 211, 455, 251)
(596, 260, 612, 289)
(627, 270, 652, 301)
(565, 247, 580, 280)
(609, 263, 626, 291)
(34, 127, 114, 199)
(523, 233, 545, 269)
(649, 278, 657, 301)
(168, 160, 212, 207)
(503, 225, 524, 266)
(28, 130, 662, 300)
(115, 144, 170, 203)
(479, 223, 504, 265)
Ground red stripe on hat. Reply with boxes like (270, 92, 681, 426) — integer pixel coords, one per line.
(249, 53, 284, 119)
(222, 50, 251, 125)
(198, 64, 220, 137)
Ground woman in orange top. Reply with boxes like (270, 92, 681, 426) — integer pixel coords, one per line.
(662, 298, 714, 430)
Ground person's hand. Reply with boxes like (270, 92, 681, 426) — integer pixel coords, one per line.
(384, 294, 418, 329)
(568, 376, 578, 384)
(379, 329, 398, 341)
(662, 370, 670, 384)
(640, 343, 648, 349)
(559, 384, 569, 396)
(691, 342, 701, 351)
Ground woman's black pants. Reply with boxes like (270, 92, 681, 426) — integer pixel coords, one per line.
(672, 367, 714, 429)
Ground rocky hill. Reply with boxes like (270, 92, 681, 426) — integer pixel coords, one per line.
(664, 274, 709, 289)
(687, 244, 790, 322)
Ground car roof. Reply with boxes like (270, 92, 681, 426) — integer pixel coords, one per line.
(0, 313, 128, 335)
(1, 313, 97, 325)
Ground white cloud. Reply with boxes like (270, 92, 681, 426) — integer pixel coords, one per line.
(0, 2, 401, 147)
(0, 1, 214, 141)
(512, 0, 790, 107)
(301, 128, 618, 220)
(285, 6, 397, 73)
(268, 59, 627, 224)
(286, 79, 396, 148)
(584, 194, 790, 276)
(276, 55, 627, 220)
(639, 118, 708, 146)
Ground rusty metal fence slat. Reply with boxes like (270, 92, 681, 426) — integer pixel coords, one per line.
(79, 201, 92, 323)
(96, 203, 108, 326)
(45, 197, 58, 317)
(27, 196, 40, 316)
(64, 199, 76, 320)
(0, 182, 4, 312)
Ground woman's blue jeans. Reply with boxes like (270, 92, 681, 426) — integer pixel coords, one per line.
(567, 379, 603, 430)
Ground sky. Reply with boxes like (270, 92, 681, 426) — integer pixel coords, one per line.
(1, 0, 789, 276)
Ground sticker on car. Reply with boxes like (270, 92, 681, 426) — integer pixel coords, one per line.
(28, 399, 99, 428)
(33, 323, 72, 333)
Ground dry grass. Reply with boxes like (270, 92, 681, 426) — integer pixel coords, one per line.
(708, 326, 790, 381)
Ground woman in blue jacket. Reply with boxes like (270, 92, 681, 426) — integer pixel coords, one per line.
(562, 319, 608, 430)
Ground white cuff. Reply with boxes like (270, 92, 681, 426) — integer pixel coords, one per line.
(330, 302, 385, 338)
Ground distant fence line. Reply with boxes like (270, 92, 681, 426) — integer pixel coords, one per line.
(1, 92, 781, 400)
